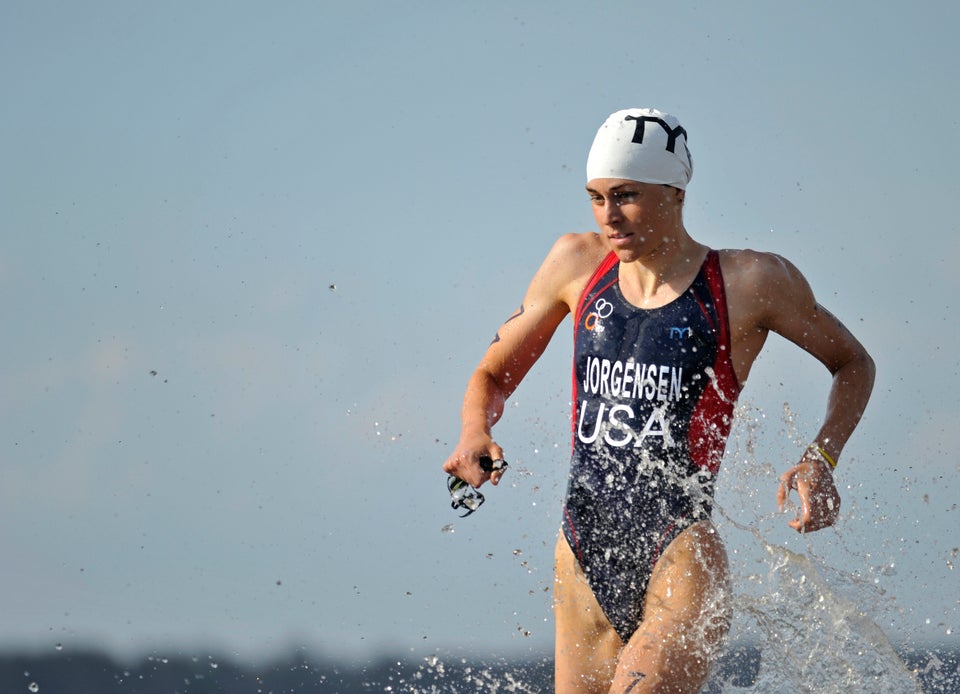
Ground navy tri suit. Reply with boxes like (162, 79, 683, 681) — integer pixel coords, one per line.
(562, 249, 741, 641)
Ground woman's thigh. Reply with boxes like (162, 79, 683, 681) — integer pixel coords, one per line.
(611, 521, 732, 693)
(553, 534, 623, 694)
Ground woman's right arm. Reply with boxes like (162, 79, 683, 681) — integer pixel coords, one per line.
(442, 233, 601, 488)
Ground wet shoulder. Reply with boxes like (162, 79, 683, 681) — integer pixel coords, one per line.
(551, 231, 609, 264)
(542, 232, 611, 307)
(716, 248, 810, 322)
(717, 248, 800, 290)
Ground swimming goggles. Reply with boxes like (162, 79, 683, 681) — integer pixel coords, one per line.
(447, 456, 508, 517)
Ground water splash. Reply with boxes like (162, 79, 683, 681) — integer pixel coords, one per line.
(406, 654, 549, 693)
(713, 402, 923, 692)
(724, 536, 921, 692)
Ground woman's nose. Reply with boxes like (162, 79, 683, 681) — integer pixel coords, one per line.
(601, 198, 623, 224)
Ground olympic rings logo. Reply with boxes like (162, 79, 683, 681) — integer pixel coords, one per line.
(584, 298, 614, 331)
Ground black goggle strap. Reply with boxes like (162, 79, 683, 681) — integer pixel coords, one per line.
(447, 456, 508, 517)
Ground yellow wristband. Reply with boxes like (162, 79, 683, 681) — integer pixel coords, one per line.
(815, 446, 837, 470)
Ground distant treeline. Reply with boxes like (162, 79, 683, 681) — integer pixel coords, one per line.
(0, 645, 956, 692)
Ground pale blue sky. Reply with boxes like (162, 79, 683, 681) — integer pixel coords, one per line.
(1, 0, 958, 663)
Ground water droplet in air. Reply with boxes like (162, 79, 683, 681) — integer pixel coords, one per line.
(440, 524, 455, 534)
(28, 684, 39, 693)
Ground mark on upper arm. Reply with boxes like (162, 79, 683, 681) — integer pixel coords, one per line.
(491, 304, 525, 344)
(814, 302, 844, 328)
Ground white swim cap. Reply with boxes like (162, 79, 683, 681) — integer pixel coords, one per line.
(586, 108, 693, 189)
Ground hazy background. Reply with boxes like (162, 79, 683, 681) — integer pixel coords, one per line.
(1, 0, 957, 666)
